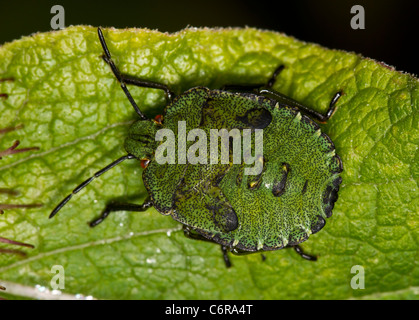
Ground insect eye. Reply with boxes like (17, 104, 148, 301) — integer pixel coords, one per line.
(154, 114, 163, 124)
(140, 159, 151, 169)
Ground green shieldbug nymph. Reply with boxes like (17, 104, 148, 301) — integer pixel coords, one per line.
(49, 28, 343, 267)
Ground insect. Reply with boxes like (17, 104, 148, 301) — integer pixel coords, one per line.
(49, 27, 343, 267)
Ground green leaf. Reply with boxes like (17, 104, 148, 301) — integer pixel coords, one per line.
(0, 26, 418, 300)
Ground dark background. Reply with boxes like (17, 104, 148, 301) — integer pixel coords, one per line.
(0, 0, 417, 75)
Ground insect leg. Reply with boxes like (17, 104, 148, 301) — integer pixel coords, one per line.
(98, 28, 146, 120)
(265, 65, 285, 88)
(221, 64, 341, 123)
(89, 198, 153, 227)
(183, 225, 211, 242)
(220, 84, 264, 92)
(293, 245, 317, 261)
(258, 88, 343, 123)
(97, 27, 175, 119)
(221, 246, 232, 268)
(183, 226, 232, 268)
(122, 76, 175, 103)
(220, 65, 285, 92)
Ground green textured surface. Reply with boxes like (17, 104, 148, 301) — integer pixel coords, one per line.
(152, 87, 342, 251)
(0, 26, 418, 300)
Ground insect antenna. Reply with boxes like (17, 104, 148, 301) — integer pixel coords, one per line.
(49, 154, 135, 219)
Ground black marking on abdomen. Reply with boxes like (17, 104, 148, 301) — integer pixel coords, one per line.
(322, 176, 342, 218)
(302, 180, 308, 195)
(311, 215, 326, 234)
(247, 156, 266, 191)
(236, 108, 272, 129)
(207, 203, 239, 232)
(272, 162, 290, 197)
